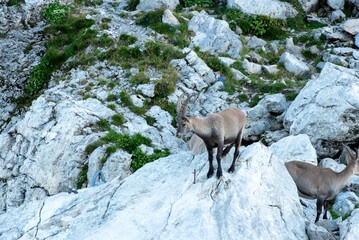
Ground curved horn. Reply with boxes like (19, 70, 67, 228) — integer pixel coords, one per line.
(176, 94, 184, 115)
(343, 144, 356, 160)
(181, 94, 194, 116)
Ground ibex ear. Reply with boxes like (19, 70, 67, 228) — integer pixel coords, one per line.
(343, 144, 356, 160)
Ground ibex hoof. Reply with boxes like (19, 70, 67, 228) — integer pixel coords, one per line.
(216, 171, 222, 179)
(228, 166, 235, 173)
(207, 171, 214, 178)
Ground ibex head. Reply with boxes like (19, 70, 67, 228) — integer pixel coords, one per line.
(342, 144, 359, 175)
(176, 94, 193, 138)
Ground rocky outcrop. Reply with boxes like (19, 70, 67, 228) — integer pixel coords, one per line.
(0, 143, 308, 240)
(188, 11, 243, 59)
(137, 0, 179, 11)
(284, 63, 359, 157)
(227, 0, 298, 19)
(279, 52, 310, 76)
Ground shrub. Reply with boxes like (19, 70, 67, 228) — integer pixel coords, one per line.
(119, 34, 138, 46)
(131, 148, 170, 172)
(106, 145, 117, 154)
(125, 0, 140, 11)
(42, 2, 72, 24)
(111, 113, 124, 126)
(98, 118, 111, 131)
(75, 165, 88, 189)
(145, 116, 156, 126)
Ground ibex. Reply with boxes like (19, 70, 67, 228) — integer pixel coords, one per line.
(176, 94, 247, 179)
(285, 145, 359, 223)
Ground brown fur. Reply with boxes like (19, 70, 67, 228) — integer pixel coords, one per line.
(176, 95, 247, 179)
(285, 145, 359, 222)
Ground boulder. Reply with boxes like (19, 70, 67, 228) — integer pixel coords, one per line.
(279, 52, 310, 76)
(0, 143, 308, 240)
(270, 134, 317, 165)
(306, 222, 335, 240)
(188, 11, 243, 59)
(332, 192, 359, 217)
(162, 9, 180, 26)
(136, 0, 179, 11)
(242, 59, 262, 74)
(322, 52, 349, 67)
(340, 209, 359, 240)
(329, 10, 346, 22)
(327, 0, 345, 10)
(341, 19, 359, 35)
(355, 33, 359, 48)
(284, 63, 359, 157)
(227, 0, 298, 19)
(299, 0, 319, 12)
(247, 36, 267, 49)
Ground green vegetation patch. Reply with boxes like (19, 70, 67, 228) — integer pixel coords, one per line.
(224, 8, 287, 40)
(23, 3, 96, 99)
(135, 9, 193, 48)
(131, 148, 171, 172)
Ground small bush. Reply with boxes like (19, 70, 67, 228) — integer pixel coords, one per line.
(125, 0, 140, 11)
(130, 72, 150, 85)
(98, 118, 111, 131)
(42, 2, 72, 24)
(145, 116, 156, 126)
(85, 139, 106, 154)
(100, 23, 109, 29)
(131, 148, 170, 172)
(7, 0, 25, 7)
(24, 44, 33, 54)
(111, 113, 124, 126)
(75, 165, 88, 189)
(107, 94, 118, 101)
(107, 104, 116, 110)
(106, 145, 117, 154)
(119, 34, 137, 46)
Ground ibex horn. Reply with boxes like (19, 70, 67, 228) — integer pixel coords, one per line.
(177, 93, 184, 115)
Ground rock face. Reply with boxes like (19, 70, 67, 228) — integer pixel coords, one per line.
(227, 0, 298, 19)
(137, 0, 179, 11)
(0, 143, 308, 240)
(284, 63, 359, 157)
(327, 0, 345, 10)
(340, 209, 359, 240)
(188, 11, 243, 59)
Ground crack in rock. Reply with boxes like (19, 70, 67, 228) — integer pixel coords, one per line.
(34, 200, 45, 238)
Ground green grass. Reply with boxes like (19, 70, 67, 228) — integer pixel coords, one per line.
(135, 10, 193, 48)
(111, 113, 124, 126)
(75, 164, 88, 189)
(224, 8, 287, 40)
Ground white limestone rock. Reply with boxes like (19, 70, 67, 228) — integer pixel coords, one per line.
(227, 0, 298, 19)
(0, 143, 308, 240)
(322, 52, 349, 67)
(327, 0, 345, 10)
(101, 150, 132, 182)
(284, 63, 359, 157)
(188, 11, 242, 59)
(270, 134, 317, 165)
(330, 10, 346, 22)
(341, 19, 359, 35)
(340, 209, 359, 240)
(136, 0, 179, 11)
(279, 52, 310, 76)
(306, 222, 335, 240)
(332, 192, 359, 217)
(242, 59, 262, 74)
(162, 9, 180, 26)
(247, 36, 267, 49)
(299, 0, 319, 12)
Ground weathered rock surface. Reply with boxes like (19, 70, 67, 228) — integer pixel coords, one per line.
(340, 209, 359, 240)
(0, 143, 308, 240)
(284, 63, 359, 157)
(137, 0, 179, 11)
(188, 11, 242, 58)
(280, 52, 310, 76)
(162, 9, 180, 26)
(270, 134, 317, 165)
(327, 0, 345, 10)
(341, 19, 359, 35)
(227, 0, 298, 19)
(299, 0, 319, 12)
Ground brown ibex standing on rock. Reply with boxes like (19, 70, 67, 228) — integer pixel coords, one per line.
(285, 145, 359, 223)
(176, 94, 247, 179)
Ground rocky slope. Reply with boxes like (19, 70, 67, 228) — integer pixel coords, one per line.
(1, 0, 359, 239)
